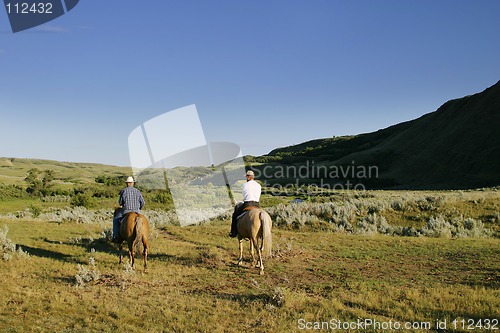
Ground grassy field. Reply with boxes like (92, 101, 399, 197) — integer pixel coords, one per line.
(0, 216, 498, 332)
(0, 158, 499, 332)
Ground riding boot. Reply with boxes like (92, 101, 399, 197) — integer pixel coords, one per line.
(229, 211, 238, 237)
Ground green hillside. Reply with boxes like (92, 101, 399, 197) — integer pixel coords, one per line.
(254, 80, 500, 190)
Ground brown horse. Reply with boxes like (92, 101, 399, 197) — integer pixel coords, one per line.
(114, 208, 149, 271)
(236, 207, 273, 275)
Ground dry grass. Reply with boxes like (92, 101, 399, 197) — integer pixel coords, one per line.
(0, 215, 498, 332)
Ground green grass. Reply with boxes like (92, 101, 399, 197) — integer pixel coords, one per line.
(0, 218, 498, 332)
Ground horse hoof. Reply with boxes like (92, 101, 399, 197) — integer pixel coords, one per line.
(237, 260, 243, 266)
(259, 270, 264, 275)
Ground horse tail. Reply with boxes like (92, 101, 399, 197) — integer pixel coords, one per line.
(133, 216, 144, 255)
(260, 211, 273, 257)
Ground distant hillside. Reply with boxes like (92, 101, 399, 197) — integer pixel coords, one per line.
(0, 157, 130, 187)
(255, 80, 500, 189)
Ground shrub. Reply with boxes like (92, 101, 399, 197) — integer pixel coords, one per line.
(391, 200, 406, 212)
(420, 215, 492, 238)
(456, 218, 491, 238)
(0, 184, 27, 200)
(356, 214, 379, 235)
(40, 195, 71, 203)
(75, 256, 100, 287)
(70, 193, 95, 209)
(0, 225, 29, 261)
(101, 227, 113, 242)
(270, 287, 286, 307)
(29, 204, 41, 218)
(421, 215, 453, 238)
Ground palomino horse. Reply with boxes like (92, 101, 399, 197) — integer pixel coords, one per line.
(114, 208, 149, 271)
(236, 206, 273, 275)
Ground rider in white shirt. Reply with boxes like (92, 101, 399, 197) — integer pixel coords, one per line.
(242, 174, 261, 202)
(229, 170, 261, 237)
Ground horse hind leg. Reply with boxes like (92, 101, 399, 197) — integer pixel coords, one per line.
(250, 238, 257, 266)
(143, 237, 148, 271)
(256, 246, 264, 275)
(258, 244, 264, 275)
(128, 242, 135, 269)
(253, 238, 264, 275)
(119, 243, 124, 264)
(238, 239, 244, 266)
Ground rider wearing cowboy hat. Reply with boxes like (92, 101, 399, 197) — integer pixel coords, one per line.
(112, 176, 145, 243)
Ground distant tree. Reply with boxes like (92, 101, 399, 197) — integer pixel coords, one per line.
(42, 170, 54, 189)
(25, 168, 55, 196)
(95, 174, 126, 187)
(25, 168, 42, 196)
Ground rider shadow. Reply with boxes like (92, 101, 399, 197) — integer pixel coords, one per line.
(88, 238, 119, 254)
(17, 244, 86, 264)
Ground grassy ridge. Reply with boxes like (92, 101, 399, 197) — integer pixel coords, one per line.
(0, 218, 498, 332)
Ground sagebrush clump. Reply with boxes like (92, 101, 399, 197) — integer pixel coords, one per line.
(266, 193, 495, 238)
(75, 256, 100, 287)
(0, 225, 29, 261)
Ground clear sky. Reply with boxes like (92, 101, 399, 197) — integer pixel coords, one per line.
(1, 0, 499, 166)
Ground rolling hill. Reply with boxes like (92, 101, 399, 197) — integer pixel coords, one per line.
(0, 157, 130, 187)
(255, 80, 500, 189)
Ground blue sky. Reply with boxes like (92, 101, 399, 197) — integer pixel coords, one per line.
(1, 0, 499, 166)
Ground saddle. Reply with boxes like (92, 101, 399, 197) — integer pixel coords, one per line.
(118, 211, 140, 224)
(237, 206, 258, 220)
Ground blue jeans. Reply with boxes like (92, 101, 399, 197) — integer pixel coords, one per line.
(112, 211, 123, 239)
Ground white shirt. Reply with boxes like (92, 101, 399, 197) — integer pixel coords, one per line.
(242, 180, 261, 202)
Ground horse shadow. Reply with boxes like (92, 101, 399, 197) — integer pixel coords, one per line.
(148, 253, 198, 266)
(43, 237, 117, 255)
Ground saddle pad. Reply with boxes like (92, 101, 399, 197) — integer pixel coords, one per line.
(236, 211, 248, 220)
